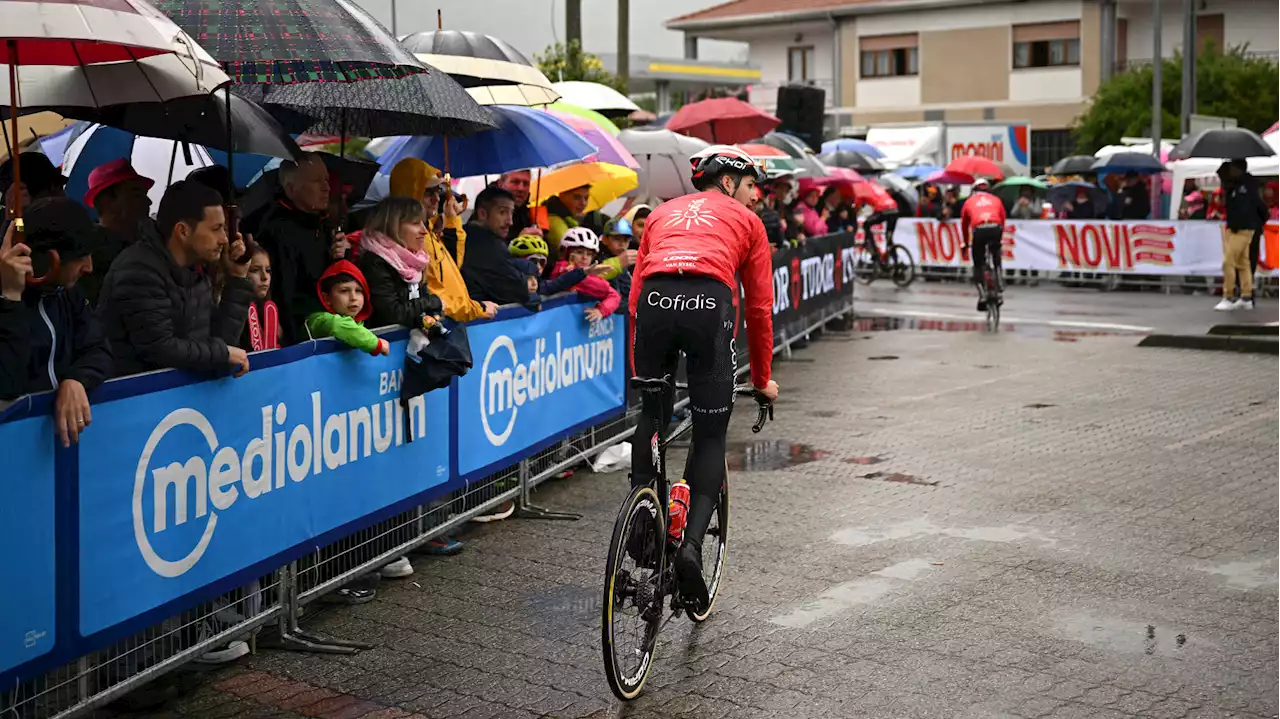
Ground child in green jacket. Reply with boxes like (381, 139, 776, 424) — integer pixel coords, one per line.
(305, 260, 390, 356)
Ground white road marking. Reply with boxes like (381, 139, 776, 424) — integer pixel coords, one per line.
(770, 558, 940, 628)
(831, 518, 1057, 548)
(858, 308, 1154, 333)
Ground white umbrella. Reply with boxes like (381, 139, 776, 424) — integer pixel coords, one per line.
(618, 127, 709, 200)
(0, 0, 229, 111)
(551, 81, 640, 116)
(401, 30, 558, 107)
(61, 124, 216, 211)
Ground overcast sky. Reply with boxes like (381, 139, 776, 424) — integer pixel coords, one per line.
(354, 0, 748, 62)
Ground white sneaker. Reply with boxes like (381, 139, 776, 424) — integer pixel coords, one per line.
(195, 640, 249, 664)
(1237, 298, 1255, 311)
(379, 556, 414, 579)
(1214, 298, 1238, 311)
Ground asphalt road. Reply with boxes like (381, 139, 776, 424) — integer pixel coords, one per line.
(132, 284, 1277, 719)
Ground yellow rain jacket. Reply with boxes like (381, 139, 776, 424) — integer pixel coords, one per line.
(388, 158, 487, 322)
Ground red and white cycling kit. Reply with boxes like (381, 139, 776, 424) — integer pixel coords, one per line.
(627, 189, 775, 557)
(960, 190, 1008, 281)
(629, 189, 774, 389)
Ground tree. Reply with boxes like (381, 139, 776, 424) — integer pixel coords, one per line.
(535, 40, 627, 94)
(1074, 42, 1278, 153)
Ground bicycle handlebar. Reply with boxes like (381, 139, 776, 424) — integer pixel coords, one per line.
(733, 385, 774, 433)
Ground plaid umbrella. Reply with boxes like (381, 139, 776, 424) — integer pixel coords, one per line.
(234, 66, 497, 139)
(153, 0, 426, 84)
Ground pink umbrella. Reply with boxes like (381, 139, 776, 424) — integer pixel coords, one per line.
(545, 108, 639, 170)
(826, 166, 866, 183)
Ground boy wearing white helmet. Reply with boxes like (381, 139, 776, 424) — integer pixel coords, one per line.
(551, 226, 621, 322)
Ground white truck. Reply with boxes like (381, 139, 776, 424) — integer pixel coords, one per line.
(864, 121, 1033, 177)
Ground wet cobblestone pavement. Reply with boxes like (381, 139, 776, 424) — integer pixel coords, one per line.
(132, 324, 1278, 719)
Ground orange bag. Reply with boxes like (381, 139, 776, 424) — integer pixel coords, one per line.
(1263, 223, 1278, 271)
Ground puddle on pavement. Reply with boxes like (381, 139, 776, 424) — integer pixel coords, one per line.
(853, 315, 1148, 341)
(726, 440, 830, 471)
(807, 409, 842, 418)
(867, 355, 899, 361)
(859, 471, 938, 486)
(1025, 403, 1057, 409)
(1054, 613, 1202, 658)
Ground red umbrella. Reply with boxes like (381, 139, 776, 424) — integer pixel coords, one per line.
(851, 181, 895, 207)
(925, 169, 976, 186)
(946, 156, 1004, 180)
(667, 97, 780, 144)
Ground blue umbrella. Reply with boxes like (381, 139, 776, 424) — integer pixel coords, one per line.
(29, 123, 82, 168)
(375, 105, 595, 178)
(63, 124, 282, 213)
(820, 138, 885, 159)
(895, 164, 943, 180)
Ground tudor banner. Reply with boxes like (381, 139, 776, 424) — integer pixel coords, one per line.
(769, 231, 859, 330)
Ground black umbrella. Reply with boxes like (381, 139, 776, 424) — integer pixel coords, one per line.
(1090, 152, 1165, 174)
(401, 30, 558, 106)
(1048, 155, 1097, 176)
(1175, 127, 1276, 159)
(819, 149, 885, 173)
(28, 92, 303, 160)
(1047, 181, 1109, 211)
(234, 68, 497, 140)
(153, 0, 426, 84)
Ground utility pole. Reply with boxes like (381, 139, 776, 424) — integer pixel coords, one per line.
(1151, 0, 1163, 211)
(566, 0, 582, 49)
(1180, 0, 1196, 136)
(617, 0, 630, 87)
(390, 0, 397, 37)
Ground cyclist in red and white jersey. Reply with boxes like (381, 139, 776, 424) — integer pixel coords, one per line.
(628, 145, 779, 610)
(959, 179, 1008, 312)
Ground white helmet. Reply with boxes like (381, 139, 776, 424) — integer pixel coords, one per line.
(972, 178, 991, 191)
(560, 226, 600, 253)
(689, 144, 766, 189)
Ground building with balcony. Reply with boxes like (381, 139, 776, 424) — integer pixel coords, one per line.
(668, 0, 1278, 164)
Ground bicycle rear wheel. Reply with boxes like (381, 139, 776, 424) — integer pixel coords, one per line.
(854, 244, 879, 285)
(686, 473, 729, 623)
(888, 244, 917, 288)
(986, 297, 1001, 331)
(602, 485, 666, 701)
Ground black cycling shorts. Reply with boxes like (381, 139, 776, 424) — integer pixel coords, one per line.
(970, 224, 1004, 277)
(630, 274, 735, 501)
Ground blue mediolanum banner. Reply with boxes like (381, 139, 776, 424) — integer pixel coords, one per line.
(77, 340, 450, 637)
(456, 302, 626, 477)
(0, 416, 56, 674)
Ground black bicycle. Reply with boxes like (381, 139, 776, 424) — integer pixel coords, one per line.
(601, 377, 772, 701)
(855, 235, 917, 288)
(979, 248, 1003, 331)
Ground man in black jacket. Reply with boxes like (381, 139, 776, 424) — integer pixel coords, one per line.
(1215, 159, 1268, 311)
(0, 198, 112, 447)
(97, 180, 253, 378)
(1113, 172, 1151, 220)
(252, 154, 349, 345)
(456, 187, 541, 309)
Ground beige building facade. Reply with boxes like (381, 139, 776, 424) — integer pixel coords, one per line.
(669, 0, 1278, 162)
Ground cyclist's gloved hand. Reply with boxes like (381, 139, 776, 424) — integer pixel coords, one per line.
(755, 380, 779, 403)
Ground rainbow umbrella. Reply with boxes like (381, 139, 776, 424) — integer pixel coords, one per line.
(545, 108, 637, 170)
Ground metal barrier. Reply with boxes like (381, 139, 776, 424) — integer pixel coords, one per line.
(2, 292, 854, 719)
(913, 264, 1278, 296)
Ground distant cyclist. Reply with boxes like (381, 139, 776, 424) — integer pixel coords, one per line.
(858, 181, 899, 253)
(628, 145, 780, 611)
(960, 178, 1007, 312)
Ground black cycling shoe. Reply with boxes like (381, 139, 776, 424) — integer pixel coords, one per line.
(673, 541, 709, 613)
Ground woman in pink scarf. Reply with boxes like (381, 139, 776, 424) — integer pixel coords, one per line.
(355, 196, 445, 330)
(796, 186, 830, 238)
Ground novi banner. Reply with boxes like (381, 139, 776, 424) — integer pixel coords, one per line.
(0, 415, 56, 675)
(896, 218, 1274, 275)
(77, 340, 450, 637)
(456, 300, 627, 478)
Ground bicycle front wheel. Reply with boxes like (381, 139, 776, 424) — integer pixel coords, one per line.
(686, 473, 729, 623)
(888, 244, 917, 288)
(602, 485, 666, 701)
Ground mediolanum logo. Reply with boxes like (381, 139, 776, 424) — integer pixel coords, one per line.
(133, 393, 427, 578)
(480, 323, 615, 447)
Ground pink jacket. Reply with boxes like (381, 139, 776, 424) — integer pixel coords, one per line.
(551, 261, 621, 317)
(797, 202, 828, 237)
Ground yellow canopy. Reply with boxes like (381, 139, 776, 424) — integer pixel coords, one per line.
(530, 162, 638, 212)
